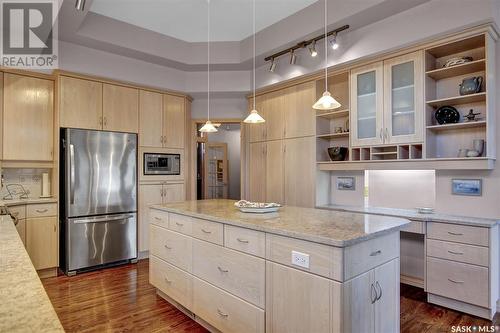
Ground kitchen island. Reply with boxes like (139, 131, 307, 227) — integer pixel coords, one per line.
(149, 199, 409, 333)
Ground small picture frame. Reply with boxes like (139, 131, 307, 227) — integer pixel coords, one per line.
(451, 179, 482, 196)
(336, 177, 355, 191)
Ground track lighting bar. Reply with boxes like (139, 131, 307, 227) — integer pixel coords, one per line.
(264, 24, 349, 62)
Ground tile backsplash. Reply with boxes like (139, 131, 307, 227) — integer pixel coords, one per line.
(1, 168, 52, 199)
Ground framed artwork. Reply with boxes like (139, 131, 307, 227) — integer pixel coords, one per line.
(336, 177, 355, 191)
(451, 179, 482, 196)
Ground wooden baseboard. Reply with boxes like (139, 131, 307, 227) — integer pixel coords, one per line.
(428, 293, 494, 320)
(38, 267, 58, 278)
(401, 274, 425, 288)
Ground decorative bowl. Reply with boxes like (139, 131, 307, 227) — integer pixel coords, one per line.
(435, 106, 460, 125)
(328, 147, 348, 161)
(234, 200, 281, 213)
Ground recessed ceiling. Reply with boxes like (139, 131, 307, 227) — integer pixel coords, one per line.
(90, 0, 318, 42)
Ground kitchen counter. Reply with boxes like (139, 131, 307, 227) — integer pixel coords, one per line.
(319, 204, 499, 228)
(0, 215, 64, 332)
(151, 199, 409, 247)
(0, 197, 58, 207)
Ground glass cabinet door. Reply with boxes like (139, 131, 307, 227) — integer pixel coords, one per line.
(384, 51, 423, 144)
(351, 62, 384, 147)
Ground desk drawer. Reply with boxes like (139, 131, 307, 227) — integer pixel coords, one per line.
(427, 239, 489, 267)
(9, 205, 26, 220)
(427, 222, 488, 247)
(193, 239, 265, 308)
(27, 203, 57, 218)
(150, 225, 192, 272)
(169, 213, 193, 236)
(192, 218, 223, 245)
(193, 277, 265, 333)
(150, 255, 192, 310)
(224, 225, 265, 258)
(427, 257, 489, 308)
(401, 220, 425, 234)
(150, 209, 169, 229)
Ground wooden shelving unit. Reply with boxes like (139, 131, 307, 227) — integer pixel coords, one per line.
(426, 121, 486, 131)
(316, 132, 349, 139)
(426, 92, 486, 108)
(425, 59, 485, 80)
(316, 109, 349, 119)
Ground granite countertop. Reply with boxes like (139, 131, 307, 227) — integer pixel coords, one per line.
(319, 204, 499, 228)
(0, 197, 58, 207)
(0, 215, 64, 332)
(151, 199, 409, 247)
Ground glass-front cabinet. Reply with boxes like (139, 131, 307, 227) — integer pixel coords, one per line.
(350, 51, 423, 147)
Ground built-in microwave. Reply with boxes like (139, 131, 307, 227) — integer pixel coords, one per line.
(143, 153, 181, 175)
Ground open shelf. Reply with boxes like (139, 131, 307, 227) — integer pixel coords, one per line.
(426, 59, 486, 80)
(426, 121, 486, 131)
(316, 132, 350, 139)
(426, 92, 486, 108)
(316, 109, 349, 119)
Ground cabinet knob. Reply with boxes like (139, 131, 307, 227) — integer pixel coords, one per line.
(369, 250, 382, 257)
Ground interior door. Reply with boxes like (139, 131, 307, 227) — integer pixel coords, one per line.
(203, 143, 228, 199)
(350, 62, 384, 147)
(248, 142, 266, 202)
(139, 90, 163, 147)
(283, 137, 315, 207)
(163, 94, 185, 149)
(265, 140, 284, 204)
(138, 183, 163, 252)
(384, 51, 423, 144)
(103, 84, 139, 133)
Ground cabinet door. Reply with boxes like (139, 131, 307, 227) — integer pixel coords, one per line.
(103, 84, 139, 133)
(384, 51, 423, 144)
(3, 73, 54, 161)
(163, 94, 185, 148)
(138, 184, 163, 252)
(284, 82, 316, 138)
(343, 269, 375, 333)
(139, 90, 163, 147)
(264, 91, 284, 141)
(266, 262, 341, 333)
(26, 216, 58, 270)
(248, 95, 266, 142)
(283, 137, 315, 207)
(374, 259, 400, 333)
(265, 140, 284, 204)
(59, 76, 102, 130)
(248, 142, 266, 202)
(350, 62, 384, 147)
(163, 183, 185, 203)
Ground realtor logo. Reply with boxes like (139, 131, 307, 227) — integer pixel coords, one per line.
(1, 0, 58, 68)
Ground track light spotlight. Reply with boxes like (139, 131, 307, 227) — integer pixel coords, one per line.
(309, 41, 318, 57)
(269, 58, 277, 72)
(330, 33, 339, 50)
(290, 50, 297, 65)
(75, 0, 86, 11)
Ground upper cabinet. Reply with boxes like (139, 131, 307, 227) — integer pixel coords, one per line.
(3, 73, 54, 161)
(284, 81, 316, 139)
(351, 51, 424, 147)
(139, 90, 163, 147)
(59, 76, 102, 130)
(163, 94, 186, 149)
(103, 84, 139, 133)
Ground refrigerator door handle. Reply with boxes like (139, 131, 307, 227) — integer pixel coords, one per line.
(69, 143, 75, 205)
(73, 214, 135, 224)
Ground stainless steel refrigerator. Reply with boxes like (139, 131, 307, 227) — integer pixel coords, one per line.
(60, 128, 137, 275)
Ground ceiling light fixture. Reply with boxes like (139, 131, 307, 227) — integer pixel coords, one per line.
(312, 0, 341, 111)
(289, 50, 297, 65)
(200, 0, 218, 133)
(309, 40, 318, 57)
(75, 0, 86, 11)
(330, 32, 339, 50)
(269, 58, 277, 72)
(244, 0, 265, 124)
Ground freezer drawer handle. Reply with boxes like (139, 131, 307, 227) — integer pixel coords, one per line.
(73, 214, 134, 224)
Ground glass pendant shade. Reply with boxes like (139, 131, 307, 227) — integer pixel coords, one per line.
(199, 120, 218, 133)
(244, 109, 265, 124)
(313, 91, 341, 110)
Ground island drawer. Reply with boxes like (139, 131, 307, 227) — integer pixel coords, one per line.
(427, 257, 489, 308)
(192, 218, 223, 245)
(150, 226, 192, 272)
(150, 255, 193, 310)
(9, 205, 26, 220)
(427, 222, 488, 247)
(224, 225, 265, 258)
(427, 239, 489, 267)
(343, 232, 399, 280)
(193, 239, 265, 308)
(169, 213, 193, 236)
(193, 277, 265, 333)
(27, 203, 57, 218)
(150, 209, 169, 229)
(265, 233, 343, 281)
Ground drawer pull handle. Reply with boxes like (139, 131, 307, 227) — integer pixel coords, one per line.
(12, 212, 19, 217)
(154, 217, 162, 221)
(236, 238, 249, 243)
(201, 228, 212, 234)
(217, 309, 229, 318)
(164, 244, 172, 250)
(370, 250, 382, 257)
(175, 222, 184, 227)
(370, 284, 377, 304)
(448, 278, 464, 284)
(36, 209, 48, 213)
(448, 250, 464, 255)
(217, 266, 229, 273)
(375, 281, 382, 301)
(164, 277, 172, 284)
(447, 231, 463, 236)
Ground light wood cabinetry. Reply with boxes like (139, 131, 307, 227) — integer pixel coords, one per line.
(263, 91, 284, 141)
(163, 94, 185, 149)
(248, 142, 266, 202)
(3, 73, 54, 161)
(26, 216, 58, 270)
(283, 136, 315, 207)
(102, 84, 139, 133)
(284, 81, 316, 138)
(139, 90, 163, 147)
(265, 140, 284, 203)
(59, 76, 102, 130)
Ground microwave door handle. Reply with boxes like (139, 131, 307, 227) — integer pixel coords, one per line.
(69, 144, 75, 205)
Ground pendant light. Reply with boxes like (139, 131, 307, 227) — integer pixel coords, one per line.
(312, 0, 341, 110)
(244, 0, 265, 124)
(200, 0, 218, 133)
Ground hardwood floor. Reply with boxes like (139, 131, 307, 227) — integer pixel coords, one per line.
(43, 259, 498, 333)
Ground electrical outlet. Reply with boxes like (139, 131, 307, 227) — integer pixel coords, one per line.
(291, 250, 310, 269)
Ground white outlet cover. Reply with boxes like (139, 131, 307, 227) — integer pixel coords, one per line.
(291, 250, 310, 269)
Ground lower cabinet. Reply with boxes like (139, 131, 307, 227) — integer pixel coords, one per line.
(15, 219, 26, 245)
(26, 216, 58, 270)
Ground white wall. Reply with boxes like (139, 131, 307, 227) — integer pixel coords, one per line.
(191, 97, 247, 120)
